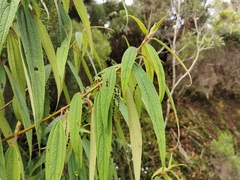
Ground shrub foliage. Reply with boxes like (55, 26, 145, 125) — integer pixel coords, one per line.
(0, 0, 187, 179)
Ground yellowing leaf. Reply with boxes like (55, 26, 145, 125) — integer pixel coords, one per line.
(46, 121, 66, 180)
(0, 0, 18, 53)
(121, 46, 138, 94)
(126, 87, 142, 180)
(133, 64, 166, 170)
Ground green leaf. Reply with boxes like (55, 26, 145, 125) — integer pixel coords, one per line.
(34, 15, 61, 103)
(17, 5, 45, 135)
(55, 2, 72, 93)
(153, 38, 192, 85)
(7, 31, 26, 95)
(125, 87, 142, 180)
(67, 61, 84, 93)
(5, 146, 20, 180)
(101, 67, 116, 129)
(46, 121, 66, 180)
(68, 152, 80, 180)
(0, 137, 7, 180)
(73, 0, 93, 53)
(149, 15, 168, 35)
(0, 65, 6, 94)
(128, 15, 148, 35)
(69, 93, 83, 160)
(94, 92, 112, 180)
(0, 0, 18, 53)
(31, 0, 41, 17)
(89, 113, 96, 180)
(142, 44, 165, 102)
(29, 154, 46, 176)
(5, 66, 33, 155)
(62, 0, 70, 13)
(133, 64, 166, 169)
(74, 32, 82, 71)
(121, 46, 138, 94)
(22, 0, 30, 8)
(165, 85, 180, 145)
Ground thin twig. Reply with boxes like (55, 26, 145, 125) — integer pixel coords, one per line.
(2, 81, 102, 143)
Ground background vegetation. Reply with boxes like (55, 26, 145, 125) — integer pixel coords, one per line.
(1, 0, 240, 179)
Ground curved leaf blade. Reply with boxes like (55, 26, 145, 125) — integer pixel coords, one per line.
(153, 38, 192, 85)
(142, 44, 165, 102)
(0, 65, 6, 94)
(17, 5, 45, 134)
(46, 121, 66, 180)
(0, 0, 18, 53)
(126, 87, 142, 180)
(56, 2, 72, 92)
(7, 31, 26, 95)
(121, 46, 138, 94)
(132, 64, 166, 169)
(128, 15, 148, 35)
(5, 146, 20, 180)
(94, 92, 112, 180)
(0, 137, 7, 180)
(5, 66, 33, 155)
(101, 67, 116, 129)
(73, 0, 93, 53)
(34, 15, 61, 103)
(69, 93, 83, 159)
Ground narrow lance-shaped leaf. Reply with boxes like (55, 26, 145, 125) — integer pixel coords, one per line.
(0, 0, 18, 53)
(153, 38, 192, 85)
(132, 64, 166, 169)
(73, 0, 93, 53)
(0, 92, 15, 146)
(128, 15, 148, 35)
(69, 93, 83, 160)
(5, 146, 20, 180)
(22, 0, 30, 8)
(0, 64, 6, 94)
(125, 86, 142, 180)
(34, 15, 62, 105)
(0, 136, 7, 180)
(67, 60, 84, 93)
(101, 67, 116, 129)
(55, 2, 72, 96)
(94, 92, 112, 180)
(165, 85, 180, 146)
(46, 121, 66, 180)
(149, 15, 168, 36)
(121, 46, 138, 94)
(7, 31, 26, 95)
(5, 66, 33, 156)
(89, 112, 97, 180)
(17, 5, 45, 137)
(142, 44, 165, 102)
